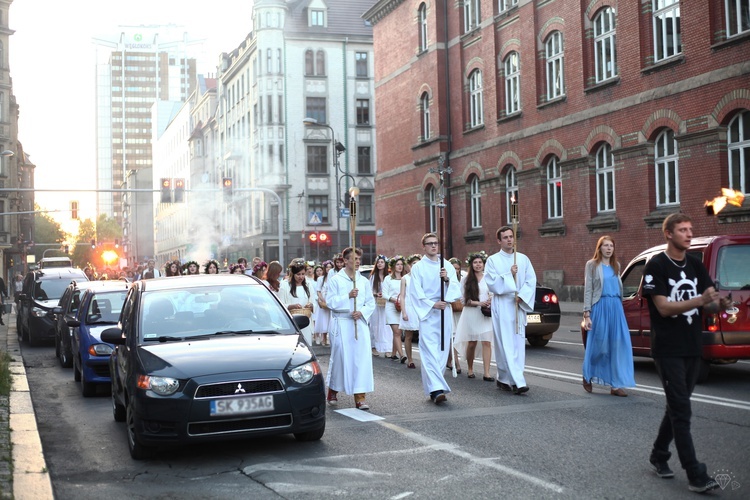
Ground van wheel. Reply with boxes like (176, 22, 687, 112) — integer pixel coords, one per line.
(527, 337, 549, 347)
(696, 360, 710, 384)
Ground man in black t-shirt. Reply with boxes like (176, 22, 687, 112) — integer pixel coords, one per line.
(642, 213, 727, 494)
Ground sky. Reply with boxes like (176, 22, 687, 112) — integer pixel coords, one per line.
(9, 0, 254, 236)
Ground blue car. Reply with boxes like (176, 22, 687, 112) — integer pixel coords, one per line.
(70, 281, 130, 396)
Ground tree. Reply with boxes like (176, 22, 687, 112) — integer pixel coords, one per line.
(71, 219, 96, 269)
(32, 208, 66, 263)
(96, 214, 122, 242)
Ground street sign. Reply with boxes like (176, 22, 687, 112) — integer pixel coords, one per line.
(309, 211, 323, 225)
(339, 208, 350, 218)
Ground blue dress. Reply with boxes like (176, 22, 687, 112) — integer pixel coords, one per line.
(582, 265, 636, 388)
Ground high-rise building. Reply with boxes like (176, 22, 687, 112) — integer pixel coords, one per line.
(94, 26, 198, 262)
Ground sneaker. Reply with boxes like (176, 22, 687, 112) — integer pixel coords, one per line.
(355, 401, 370, 411)
(688, 477, 719, 493)
(649, 458, 674, 479)
(326, 389, 338, 406)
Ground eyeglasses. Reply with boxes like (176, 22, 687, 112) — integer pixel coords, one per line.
(424, 241, 439, 246)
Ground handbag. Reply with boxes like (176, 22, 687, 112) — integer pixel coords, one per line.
(395, 298, 402, 312)
(480, 305, 492, 317)
(451, 301, 464, 312)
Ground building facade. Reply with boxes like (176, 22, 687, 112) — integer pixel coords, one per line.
(365, 0, 750, 298)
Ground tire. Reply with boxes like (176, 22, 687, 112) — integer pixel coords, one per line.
(127, 399, 153, 460)
(112, 387, 126, 422)
(73, 358, 81, 382)
(696, 360, 710, 384)
(81, 371, 96, 397)
(294, 422, 325, 442)
(59, 341, 73, 368)
(527, 337, 550, 347)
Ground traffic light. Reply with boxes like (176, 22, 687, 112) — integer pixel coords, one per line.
(309, 233, 318, 246)
(90, 239, 96, 249)
(319, 232, 331, 246)
(114, 239, 120, 249)
(70, 201, 78, 219)
(174, 178, 185, 203)
(64, 245, 69, 254)
(160, 178, 172, 203)
(222, 177, 233, 201)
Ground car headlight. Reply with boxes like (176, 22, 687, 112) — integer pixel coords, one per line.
(88, 344, 114, 356)
(288, 361, 321, 384)
(137, 375, 180, 396)
(32, 307, 48, 317)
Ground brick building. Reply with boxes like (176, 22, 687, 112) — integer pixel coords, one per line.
(364, 0, 750, 298)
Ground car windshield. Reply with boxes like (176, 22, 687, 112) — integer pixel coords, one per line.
(86, 291, 127, 324)
(139, 284, 297, 342)
(716, 244, 750, 291)
(34, 279, 73, 301)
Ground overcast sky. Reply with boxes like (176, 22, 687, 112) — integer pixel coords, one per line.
(10, 0, 253, 235)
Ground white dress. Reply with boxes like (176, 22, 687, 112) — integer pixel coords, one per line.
(369, 274, 392, 353)
(313, 276, 331, 334)
(279, 280, 314, 345)
(454, 276, 494, 359)
(382, 275, 402, 325)
(398, 274, 419, 331)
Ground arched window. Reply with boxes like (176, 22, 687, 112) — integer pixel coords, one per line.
(304, 50, 314, 76)
(546, 157, 563, 219)
(469, 69, 483, 128)
(595, 143, 615, 212)
(728, 110, 749, 194)
(593, 7, 617, 82)
(420, 92, 430, 141)
(504, 51, 520, 115)
(418, 3, 428, 52)
(428, 186, 437, 233)
(545, 31, 565, 100)
(505, 166, 518, 224)
(655, 129, 679, 205)
(470, 176, 482, 229)
(316, 50, 326, 76)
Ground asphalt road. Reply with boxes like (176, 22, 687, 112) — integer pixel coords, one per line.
(20, 316, 750, 499)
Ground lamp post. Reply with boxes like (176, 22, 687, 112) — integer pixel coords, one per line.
(302, 117, 353, 252)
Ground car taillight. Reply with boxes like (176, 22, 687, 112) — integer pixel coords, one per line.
(706, 314, 718, 332)
(542, 293, 558, 304)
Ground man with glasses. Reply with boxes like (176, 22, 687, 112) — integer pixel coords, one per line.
(407, 233, 461, 404)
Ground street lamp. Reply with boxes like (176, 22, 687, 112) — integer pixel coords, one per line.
(302, 117, 354, 252)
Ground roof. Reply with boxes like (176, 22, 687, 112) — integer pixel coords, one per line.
(138, 274, 265, 292)
(283, 0, 375, 38)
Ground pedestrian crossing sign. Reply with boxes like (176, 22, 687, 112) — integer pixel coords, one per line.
(309, 211, 323, 225)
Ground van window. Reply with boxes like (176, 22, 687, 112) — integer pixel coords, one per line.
(716, 245, 750, 291)
(621, 259, 646, 299)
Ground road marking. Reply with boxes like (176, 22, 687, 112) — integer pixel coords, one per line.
(390, 493, 414, 499)
(550, 340, 583, 346)
(334, 408, 385, 422)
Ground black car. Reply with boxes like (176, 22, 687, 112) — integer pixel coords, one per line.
(17, 268, 88, 346)
(102, 274, 326, 459)
(525, 285, 561, 347)
(53, 280, 108, 367)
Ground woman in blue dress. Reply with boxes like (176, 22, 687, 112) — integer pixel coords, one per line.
(582, 236, 635, 396)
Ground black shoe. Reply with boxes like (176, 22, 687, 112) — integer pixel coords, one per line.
(688, 477, 719, 493)
(430, 390, 446, 404)
(649, 458, 674, 479)
(496, 381, 512, 391)
(513, 385, 529, 395)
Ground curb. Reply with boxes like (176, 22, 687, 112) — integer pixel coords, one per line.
(5, 314, 54, 500)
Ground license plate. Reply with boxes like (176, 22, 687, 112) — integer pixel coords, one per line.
(527, 314, 541, 324)
(210, 395, 274, 416)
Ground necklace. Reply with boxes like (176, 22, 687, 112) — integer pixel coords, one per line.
(664, 252, 686, 269)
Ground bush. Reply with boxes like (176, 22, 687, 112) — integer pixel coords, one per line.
(0, 350, 11, 397)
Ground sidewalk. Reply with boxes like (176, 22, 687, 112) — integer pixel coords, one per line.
(1, 312, 54, 500)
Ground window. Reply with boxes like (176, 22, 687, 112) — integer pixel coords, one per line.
(359, 194, 373, 223)
(545, 31, 565, 100)
(356, 99, 370, 125)
(463, 0, 481, 33)
(308, 195, 329, 223)
(469, 69, 483, 128)
(266, 49, 272, 74)
(306, 97, 326, 124)
(311, 9, 325, 27)
(305, 50, 314, 75)
(418, 3, 428, 52)
(428, 186, 437, 233)
(727, 0, 750, 37)
(596, 144, 616, 212)
(728, 110, 750, 194)
(655, 129, 679, 205)
(546, 157, 563, 219)
(470, 176, 482, 229)
(356, 52, 368, 77)
(653, 0, 681, 62)
(358, 146, 372, 174)
(316, 50, 326, 76)
(278, 95, 284, 124)
(505, 166, 518, 224)
(420, 92, 431, 140)
(504, 52, 520, 115)
(594, 7, 617, 82)
(267, 95, 273, 124)
(307, 145, 328, 175)
(499, 0, 518, 12)
(276, 49, 282, 74)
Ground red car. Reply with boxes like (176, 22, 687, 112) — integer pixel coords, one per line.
(620, 234, 750, 382)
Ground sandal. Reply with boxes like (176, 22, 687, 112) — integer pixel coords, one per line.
(483, 376, 494, 382)
(467, 373, 476, 379)
(400, 356, 407, 364)
(407, 362, 416, 369)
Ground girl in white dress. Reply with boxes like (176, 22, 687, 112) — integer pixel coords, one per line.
(313, 262, 332, 346)
(383, 256, 406, 362)
(454, 252, 494, 380)
(279, 261, 314, 345)
(398, 254, 422, 369)
(369, 255, 392, 357)
(447, 258, 464, 373)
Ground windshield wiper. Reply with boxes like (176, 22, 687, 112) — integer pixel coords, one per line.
(211, 330, 259, 336)
(143, 335, 186, 342)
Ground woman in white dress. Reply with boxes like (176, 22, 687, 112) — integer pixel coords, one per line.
(383, 256, 406, 362)
(262, 261, 283, 296)
(369, 255, 392, 357)
(313, 263, 332, 346)
(279, 261, 314, 345)
(454, 251, 494, 380)
(447, 258, 464, 374)
(398, 254, 422, 369)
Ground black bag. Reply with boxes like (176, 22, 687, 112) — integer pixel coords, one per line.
(480, 305, 492, 317)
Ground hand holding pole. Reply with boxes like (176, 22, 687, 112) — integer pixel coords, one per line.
(511, 197, 520, 335)
(349, 186, 360, 340)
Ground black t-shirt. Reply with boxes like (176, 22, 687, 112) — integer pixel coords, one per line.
(642, 252, 713, 357)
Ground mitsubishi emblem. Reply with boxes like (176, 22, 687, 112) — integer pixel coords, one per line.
(234, 383, 246, 394)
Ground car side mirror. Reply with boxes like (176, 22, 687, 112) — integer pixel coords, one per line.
(52, 306, 63, 314)
(293, 315, 310, 330)
(66, 319, 81, 328)
(101, 327, 125, 345)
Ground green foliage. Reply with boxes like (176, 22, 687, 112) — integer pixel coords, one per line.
(71, 218, 97, 269)
(96, 214, 122, 241)
(32, 208, 66, 263)
(0, 350, 12, 397)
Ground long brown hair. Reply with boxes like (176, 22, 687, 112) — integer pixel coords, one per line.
(591, 235, 620, 275)
(371, 255, 387, 292)
(288, 262, 310, 299)
(265, 261, 282, 292)
(463, 256, 484, 302)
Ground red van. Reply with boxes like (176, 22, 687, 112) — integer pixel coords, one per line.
(620, 235, 750, 382)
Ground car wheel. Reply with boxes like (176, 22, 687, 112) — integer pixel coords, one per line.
(55, 336, 60, 357)
(81, 371, 96, 397)
(59, 341, 73, 368)
(73, 358, 81, 382)
(294, 422, 325, 442)
(527, 337, 549, 347)
(112, 388, 126, 422)
(696, 359, 710, 384)
(127, 399, 153, 460)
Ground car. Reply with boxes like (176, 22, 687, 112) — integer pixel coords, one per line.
(52, 280, 106, 368)
(39, 256, 73, 269)
(102, 273, 326, 459)
(620, 234, 750, 382)
(525, 284, 561, 347)
(70, 281, 130, 396)
(17, 268, 88, 346)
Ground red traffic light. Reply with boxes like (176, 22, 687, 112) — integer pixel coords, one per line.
(309, 233, 318, 243)
(319, 233, 329, 243)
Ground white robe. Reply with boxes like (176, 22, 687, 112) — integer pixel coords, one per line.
(484, 250, 536, 388)
(325, 269, 376, 395)
(407, 256, 461, 396)
(279, 281, 314, 345)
